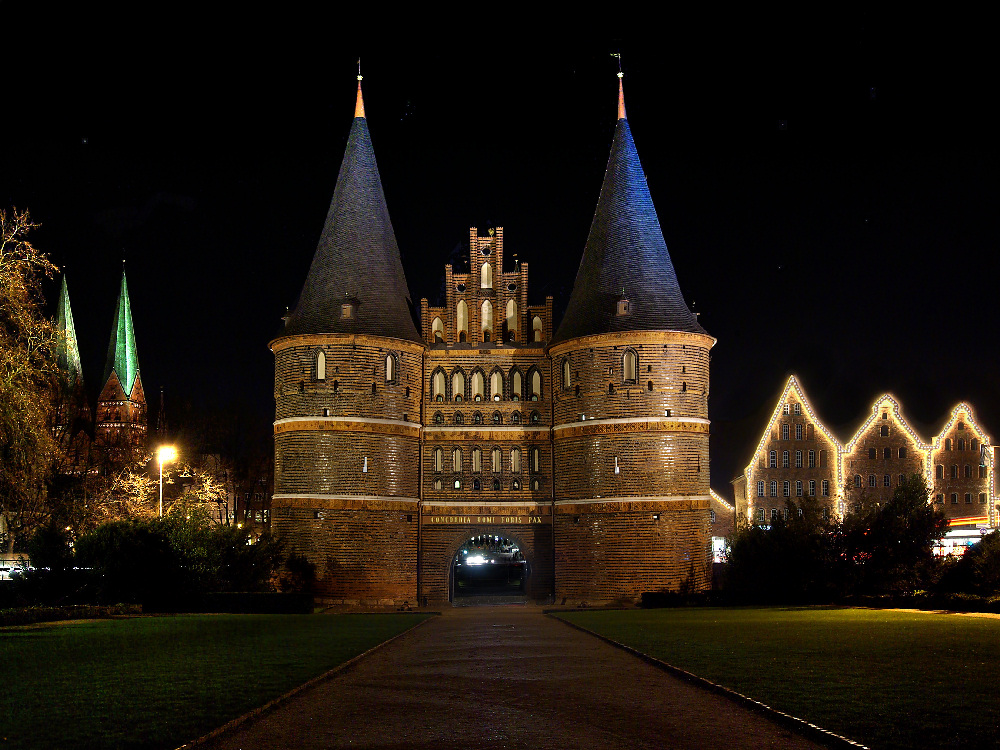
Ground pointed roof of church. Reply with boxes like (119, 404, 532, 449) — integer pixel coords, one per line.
(54, 275, 84, 389)
(552, 75, 707, 345)
(281, 76, 421, 343)
(103, 269, 141, 398)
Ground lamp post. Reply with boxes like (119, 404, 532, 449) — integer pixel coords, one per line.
(158, 446, 177, 517)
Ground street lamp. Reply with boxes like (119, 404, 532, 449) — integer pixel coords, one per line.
(158, 445, 177, 517)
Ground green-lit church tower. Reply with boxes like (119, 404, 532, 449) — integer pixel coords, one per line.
(95, 269, 147, 465)
(52, 275, 92, 462)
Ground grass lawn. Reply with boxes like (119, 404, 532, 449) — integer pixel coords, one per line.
(1, 612, 430, 750)
(558, 607, 1000, 749)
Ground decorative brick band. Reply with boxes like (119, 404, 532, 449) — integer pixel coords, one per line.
(272, 494, 420, 511)
(422, 425, 550, 442)
(547, 329, 716, 357)
(552, 417, 709, 439)
(270, 332, 426, 355)
(554, 495, 711, 513)
(422, 502, 553, 515)
(274, 417, 421, 439)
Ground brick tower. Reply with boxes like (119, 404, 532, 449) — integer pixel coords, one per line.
(548, 75, 716, 600)
(95, 268, 147, 466)
(270, 76, 424, 603)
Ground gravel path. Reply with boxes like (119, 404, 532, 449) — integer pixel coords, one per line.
(201, 606, 823, 749)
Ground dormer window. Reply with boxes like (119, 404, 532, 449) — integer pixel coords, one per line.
(617, 298, 630, 315)
(340, 302, 356, 319)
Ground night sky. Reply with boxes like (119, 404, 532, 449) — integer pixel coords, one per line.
(4, 12, 997, 491)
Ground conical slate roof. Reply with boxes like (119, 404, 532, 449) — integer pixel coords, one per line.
(103, 270, 140, 397)
(552, 82, 706, 344)
(54, 275, 84, 389)
(281, 82, 421, 343)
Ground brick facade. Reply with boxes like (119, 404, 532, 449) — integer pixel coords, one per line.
(734, 377, 996, 530)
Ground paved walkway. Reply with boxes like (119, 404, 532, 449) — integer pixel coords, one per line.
(202, 606, 823, 749)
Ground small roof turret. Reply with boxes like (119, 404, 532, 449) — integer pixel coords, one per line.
(280, 74, 421, 343)
(103, 269, 141, 397)
(552, 75, 706, 345)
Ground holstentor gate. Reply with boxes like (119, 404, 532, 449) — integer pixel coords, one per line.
(271, 73, 714, 605)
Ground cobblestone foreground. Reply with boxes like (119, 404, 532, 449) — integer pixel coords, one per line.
(201, 606, 822, 750)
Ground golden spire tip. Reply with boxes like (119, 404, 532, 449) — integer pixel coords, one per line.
(354, 60, 366, 118)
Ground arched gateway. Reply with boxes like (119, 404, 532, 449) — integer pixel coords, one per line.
(270, 74, 714, 606)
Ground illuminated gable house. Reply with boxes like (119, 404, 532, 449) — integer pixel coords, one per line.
(270, 72, 715, 605)
(733, 376, 995, 553)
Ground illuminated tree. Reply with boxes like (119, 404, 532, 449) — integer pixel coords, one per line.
(0, 209, 58, 554)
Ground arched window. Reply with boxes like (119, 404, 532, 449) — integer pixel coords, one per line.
(768, 450, 777, 468)
(530, 411, 540, 425)
(531, 447, 541, 473)
(532, 316, 543, 342)
(512, 412, 521, 425)
(433, 447, 443, 473)
(481, 300, 493, 341)
(530, 369, 542, 401)
(531, 479, 540, 491)
(854, 474, 862, 487)
(472, 447, 482, 473)
(457, 300, 468, 342)
(757, 481, 765, 497)
(492, 478, 501, 491)
(490, 370, 504, 401)
(506, 299, 518, 339)
(433, 412, 444, 425)
(511, 448, 521, 473)
(623, 350, 637, 383)
(473, 411, 483, 425)
(431, 369, 446, 401)
(951, 465, 958, 478)
(452, 448, 462, 473)
(512, 479, 521, 491)
(452, 370, 465, 401)
(315, 350, 326, 381)
(492, 447, 502, 473)
(965, 464, 972, 478)
(562, 358, 571, 389)
(946, 438, 953, 450)
(880, 424, 889, 437)
(972, 439, 979, 452)
(511, 369, 523, 401)
(782, 451, 789, 468)
(868, 475, 876, 487)
(769, 481, 777, 497)
(473, 478, 481, 490)
(936, 464, 944, 479)
(432, 316, 445, 343)
(385, 353, 396, 383)
(454, 479, 462, 490)
(492, 411, 502, 425)
(958, 438, 966, 451)
(480, 262, 492, 289)
(471, 371, 485, 401)
(454, 412, 463, 425)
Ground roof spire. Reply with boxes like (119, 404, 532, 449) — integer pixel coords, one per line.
(103, 269, 141, 397)
(612, 53, 626, 120)
(355, 58, 365, 118)
(54, 274, 84, 389)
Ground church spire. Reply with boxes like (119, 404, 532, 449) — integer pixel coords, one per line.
(103, 269, 141, 397)
(54, 274, 84, 390)
(552, 74, 706, 345)
(355, 60, 366, 118)
(280, 72, 420, 343)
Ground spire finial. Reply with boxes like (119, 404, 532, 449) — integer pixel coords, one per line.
(354, 58, 365, 118)
(611, 53, 626, 120)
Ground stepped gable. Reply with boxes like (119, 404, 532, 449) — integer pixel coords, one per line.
(54, 275, 84, 389)
(552, 77, 706, 344)
(281, 79, 421, 343)
(102, 269, 140, 397)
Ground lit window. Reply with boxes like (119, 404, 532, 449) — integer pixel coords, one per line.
(783, 404, 790, 416)
(473, 412, 482, 425)
(793, 403, 801, 416)
(623, 350, 637, 383)
(454, 479, 462, 490)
